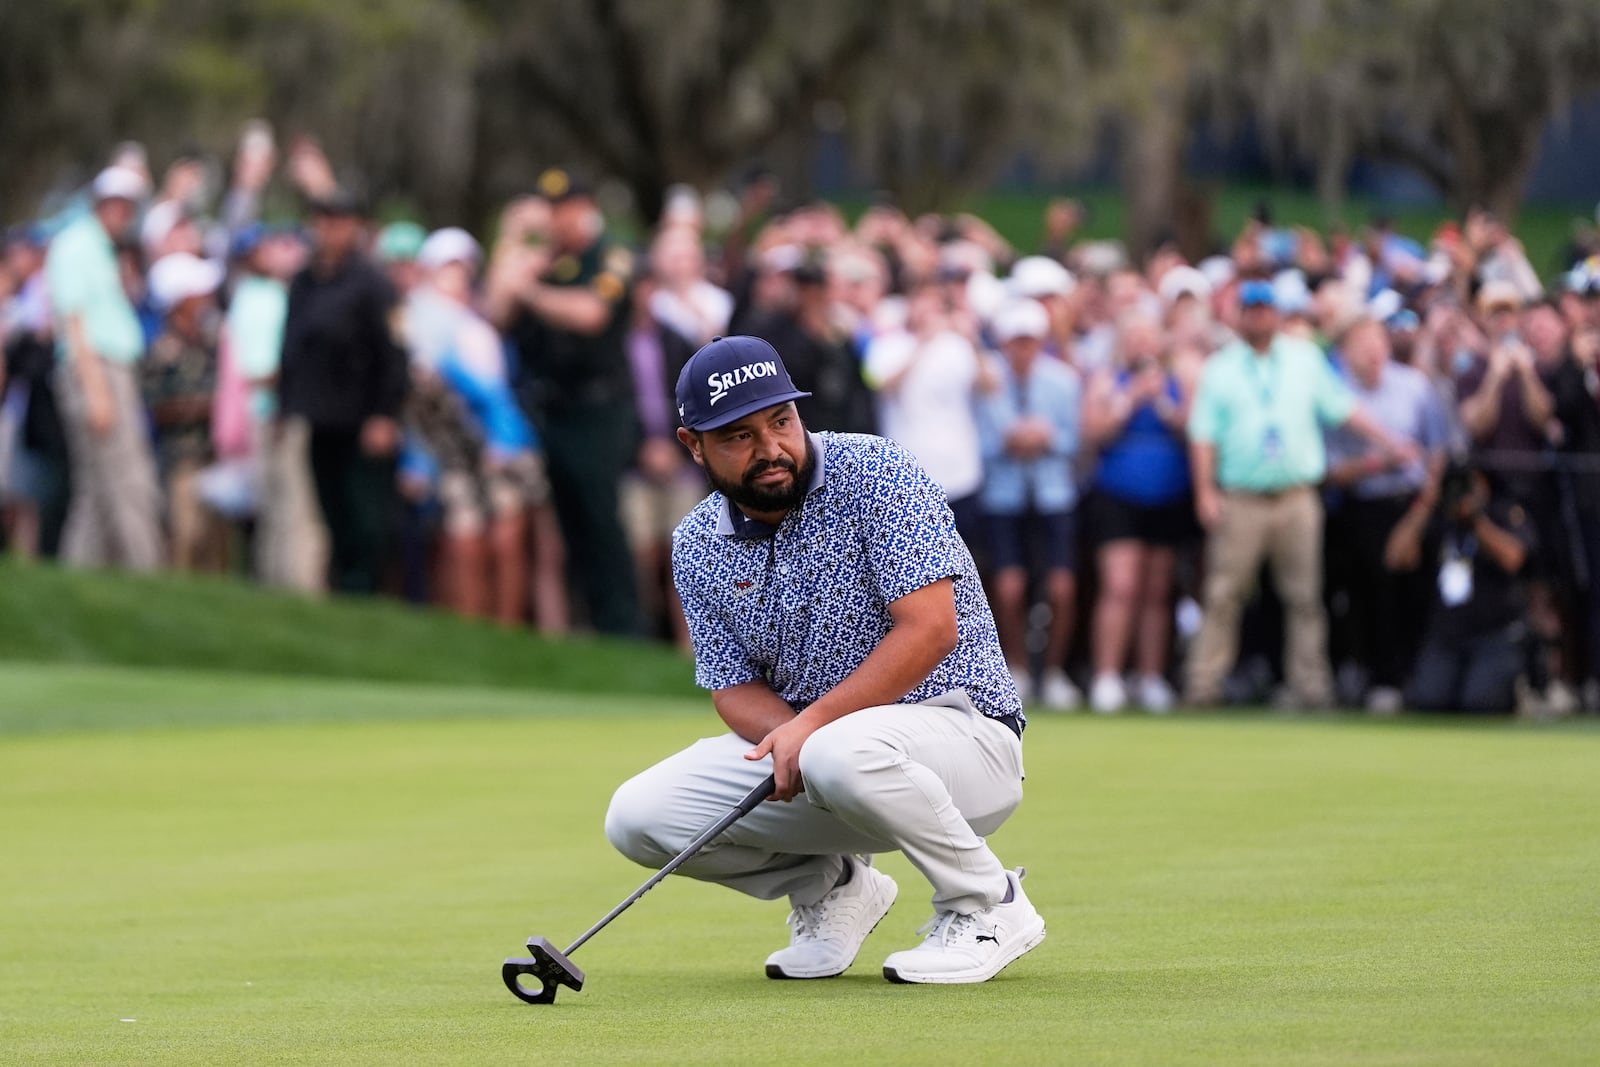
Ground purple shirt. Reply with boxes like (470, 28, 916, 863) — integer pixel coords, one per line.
(627, 327, 674, 440)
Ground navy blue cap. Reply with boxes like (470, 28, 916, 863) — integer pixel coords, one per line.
(230, 223, 267, 260)
(3, 223, 46, 249)
(676, 336, 812, 431)
(1386, 308, 1421, 332)
(1239, 279, 1277, 309)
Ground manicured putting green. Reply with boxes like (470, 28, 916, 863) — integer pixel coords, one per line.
(2, 663, 1597, 1065)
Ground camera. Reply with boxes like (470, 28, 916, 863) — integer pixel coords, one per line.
(1438, 461, 1479, 522)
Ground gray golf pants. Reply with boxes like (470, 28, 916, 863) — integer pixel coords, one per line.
(605, 691, 1025, 915)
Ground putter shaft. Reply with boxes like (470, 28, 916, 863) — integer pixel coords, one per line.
(563, 772, 776, 956)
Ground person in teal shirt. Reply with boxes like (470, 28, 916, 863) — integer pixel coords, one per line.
(45, 166, 164, 571)
(1183, 281, 1414, 708)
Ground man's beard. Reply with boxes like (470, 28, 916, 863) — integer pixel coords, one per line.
(707, 435, 816, 515)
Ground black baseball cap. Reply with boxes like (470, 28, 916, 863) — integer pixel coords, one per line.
(307, 187, 366, 218)
(676, 336, 811, 431)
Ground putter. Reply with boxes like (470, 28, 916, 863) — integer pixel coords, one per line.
(502, 772, 776, 1004)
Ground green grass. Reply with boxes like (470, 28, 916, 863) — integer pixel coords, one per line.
(3, 661, 1597, 1066)
(0, 559, 696, 698)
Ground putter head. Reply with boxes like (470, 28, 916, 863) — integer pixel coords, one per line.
(502, 937, 585, 1005)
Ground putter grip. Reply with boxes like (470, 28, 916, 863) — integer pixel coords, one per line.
(739, 773, 778, 814)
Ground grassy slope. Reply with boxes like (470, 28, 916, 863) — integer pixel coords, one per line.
(2, 663, 1597, 1066)
(0, 560, 696, 698)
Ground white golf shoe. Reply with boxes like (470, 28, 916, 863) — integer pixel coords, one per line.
(1089, 672, 1127, 714)
(1136, 674, 1176, 714)
(881, 868, 1046, 984)
(765, 856, 898, 979)
(1039, 668, 1082, 711)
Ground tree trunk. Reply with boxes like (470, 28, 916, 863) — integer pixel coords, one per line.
(1442, 91, 1546, 225)
(1119, 28, 1190, 263)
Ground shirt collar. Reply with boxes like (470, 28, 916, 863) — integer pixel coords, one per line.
(716, 432, 828, 539)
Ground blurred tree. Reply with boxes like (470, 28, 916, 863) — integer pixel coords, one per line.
(1238, 0, 1600, 224)
(0, 0, 481, 221)
(842, 0, 1107, 215)
(4, 0, 1597, 241)
(467, 0, 884, 224)
(1099, 0, 1600, 255)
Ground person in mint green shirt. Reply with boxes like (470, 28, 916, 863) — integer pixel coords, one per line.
(225, 226, 301, 425)
(45, 166, 164, 571)
(221, 224, 323, 592)
(1183, 281, 1416, 708)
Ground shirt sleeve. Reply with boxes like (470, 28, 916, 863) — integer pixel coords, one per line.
(851, 437, 971, 604)
(975, 356, 1012, 460)
(1187, 362, 1223, 445)
(44, 232, 90, 317)
(1314, 352, 1359, 427)
(672, 530, 763, 692)
(1456, 361, 1488, 400)
(367, 273, 409, 420)
(1419, 378, 1452, 452)
(862, 334, 914, 390)
(1047, 365, 1082, 457)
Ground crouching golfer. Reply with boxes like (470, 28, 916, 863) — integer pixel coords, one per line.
(605, 335, 1044, 984)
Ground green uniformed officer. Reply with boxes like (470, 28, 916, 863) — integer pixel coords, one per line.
(494, 169, 642, 635)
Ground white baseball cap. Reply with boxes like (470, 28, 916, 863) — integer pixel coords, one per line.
(92, 165, 151, 203)
(1008, 255, 1075, 300)
(991, 298, 1051, 343)
(1367, 288, 1403, 323)
(418, 227, 483, 272)
(760, 243, 805, 274)
(1197, 255, 1237, 290)
(1272, 269, 1313, 315)
(1157, 264, 1212, 305)
(148, 252, 223, 311)
(966, 269, 1008, 322)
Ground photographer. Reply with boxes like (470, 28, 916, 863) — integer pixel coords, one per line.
(1402, 464, 1533, 714)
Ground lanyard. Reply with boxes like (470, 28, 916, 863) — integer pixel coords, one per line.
(1247, 347, 1280, 409)
(1444, 530, 1479, 561)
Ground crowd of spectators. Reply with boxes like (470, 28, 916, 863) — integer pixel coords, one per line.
(6, 125, 1600, 718)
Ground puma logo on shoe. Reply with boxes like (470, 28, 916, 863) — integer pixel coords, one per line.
(881, 868, 1046, 984)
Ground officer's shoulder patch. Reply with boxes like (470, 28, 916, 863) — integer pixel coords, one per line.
(550, 255, 580, 283)
(604, 245, 635, 280)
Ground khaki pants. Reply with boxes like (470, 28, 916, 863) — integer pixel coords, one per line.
(55, 361, 163, 571)
(604, 691, 1025, 915)
(255, 416, 327, 594)
(1184, 486, 1333, 706)
(165, 458, 224, 572)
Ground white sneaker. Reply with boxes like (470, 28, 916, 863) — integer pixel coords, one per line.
(1089, 672, 1127, 715)
(1039, 668, 1081, 711)
(1365, 685, 1404, 717)
(765, 857, 898, 979)
(1136, 674, 1176, 715)
(882, 868, 1046, 984)
(1009, 664, 1034, 706)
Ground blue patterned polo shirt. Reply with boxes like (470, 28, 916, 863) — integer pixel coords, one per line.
(672, 431, 1024, 733)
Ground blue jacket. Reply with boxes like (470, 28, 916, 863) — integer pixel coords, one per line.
(976, 353, 1082, 514)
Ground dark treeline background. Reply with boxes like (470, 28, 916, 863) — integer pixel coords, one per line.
(5, 0, 1600, 255)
